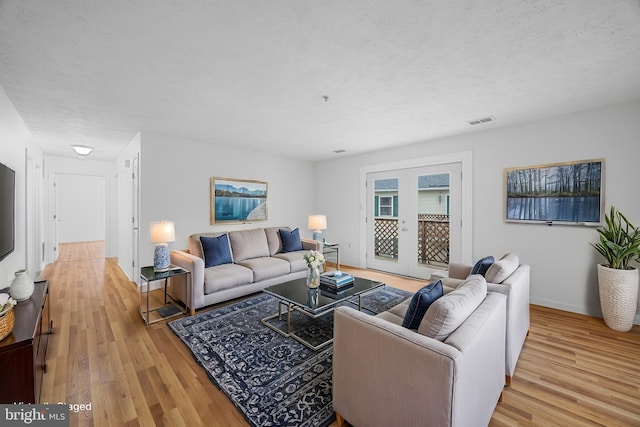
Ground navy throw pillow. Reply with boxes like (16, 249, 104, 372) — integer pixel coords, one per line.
(279, 228, 303, 252)
(471, 256, 495, 277)
(200, 234, 233, 267)
(402, 280, 444, 329)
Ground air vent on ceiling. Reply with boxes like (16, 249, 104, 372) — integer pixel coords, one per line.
(467, 116, 495, 126)
(333, 149, 346, 154)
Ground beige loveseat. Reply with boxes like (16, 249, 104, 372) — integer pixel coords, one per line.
(333, 275, 506, 427)
(431, 254, 530, 385)
(170, 227, 320, 314)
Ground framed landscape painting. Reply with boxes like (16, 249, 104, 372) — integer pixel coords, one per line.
(504, 158, 604, 226)
(210, 177, 268, 224)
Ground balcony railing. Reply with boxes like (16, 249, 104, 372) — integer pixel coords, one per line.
(374, 214, 450, 266)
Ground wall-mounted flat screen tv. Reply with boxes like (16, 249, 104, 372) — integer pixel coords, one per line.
(505, 158, 604, 226)
(0, 162, 15, 261)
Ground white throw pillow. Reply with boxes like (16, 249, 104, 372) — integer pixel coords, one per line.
(418, 274, 487, 341)
(485, 253, 519, 283)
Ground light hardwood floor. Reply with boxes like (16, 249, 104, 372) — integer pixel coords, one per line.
(39, 241, 640, 426)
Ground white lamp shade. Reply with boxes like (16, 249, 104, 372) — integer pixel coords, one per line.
(150, 221, 175, 243)
(308, 215, 327, 231)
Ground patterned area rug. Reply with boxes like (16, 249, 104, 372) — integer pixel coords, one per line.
(168, 286, 411, 427)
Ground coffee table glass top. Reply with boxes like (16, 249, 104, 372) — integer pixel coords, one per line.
(263, 276, 384, 314)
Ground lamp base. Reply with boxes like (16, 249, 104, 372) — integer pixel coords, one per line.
(312, 230, 323, 244)
(154, 243, 170, 272)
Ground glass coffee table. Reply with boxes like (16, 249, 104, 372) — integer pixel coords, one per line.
(261, 276, 384, 350)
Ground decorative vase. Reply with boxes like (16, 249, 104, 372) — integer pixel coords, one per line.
(306, 266, 321, 289)
(10, 269, 34, 302)
(597, 264, 639, 332)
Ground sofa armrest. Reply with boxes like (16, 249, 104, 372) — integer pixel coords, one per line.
(429, 270, 448, 280)
(170, 250, 205, 313)
(333, 306, 460, 427)
(444, 292, 506, 426)
(333, 293, 506, 427)
(448, 262, 473, 279)
(301, 238, 321, 251)
(487, 264, 530, 377)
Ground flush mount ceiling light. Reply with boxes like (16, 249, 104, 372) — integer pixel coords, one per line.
(467, 116, 496, 126)
(70, 144, 94, 157)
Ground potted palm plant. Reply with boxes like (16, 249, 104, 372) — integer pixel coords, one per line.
(591, 206, 640, 332)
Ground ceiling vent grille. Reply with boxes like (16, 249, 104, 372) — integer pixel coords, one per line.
(467, 116, 495, 126)
(333, 149, 346, 154)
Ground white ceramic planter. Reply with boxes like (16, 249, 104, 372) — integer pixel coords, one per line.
(10, 269, 35, 302)
(597, 264, 639, 332)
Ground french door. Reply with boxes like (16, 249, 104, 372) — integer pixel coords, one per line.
(366, 163, 462, 279)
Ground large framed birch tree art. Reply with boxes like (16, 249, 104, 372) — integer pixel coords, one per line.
(504, 159, 604, 226)
(210, 177, 268, 224)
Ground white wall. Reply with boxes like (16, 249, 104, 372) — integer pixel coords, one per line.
(0, 86, 43, 286)
(55, 174, 106, 243)
(44, 156, 117, 260)
(135, 132, 316, 270)
(315, 100, 640, 321)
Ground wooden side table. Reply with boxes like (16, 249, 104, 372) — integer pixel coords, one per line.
(139, 266, 190, 325)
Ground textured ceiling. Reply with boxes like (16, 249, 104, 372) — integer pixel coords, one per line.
(1, 1, 639, 161)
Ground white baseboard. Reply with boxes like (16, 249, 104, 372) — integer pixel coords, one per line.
(117, 261, 133, 282)
(530, 296, 640, 325)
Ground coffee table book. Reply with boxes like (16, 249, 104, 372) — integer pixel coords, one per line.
(320, 283, 354, 297)
(320, 272, 354, 286)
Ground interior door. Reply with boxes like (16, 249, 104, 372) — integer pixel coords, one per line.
(51, 171, 59, 263)
(366, 163, 462, 279)
(132, 155, 140, 285)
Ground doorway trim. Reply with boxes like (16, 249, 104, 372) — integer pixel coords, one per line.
(25, 149, 43, 278)
(359, 151, 473, 269)
(49, 172, 108, 262)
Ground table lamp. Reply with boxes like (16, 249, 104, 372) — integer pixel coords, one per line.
(308, 214, 327, 243)
(150, 221, 175, 272)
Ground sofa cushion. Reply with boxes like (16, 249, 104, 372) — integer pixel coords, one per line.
(200, 234, 233, 267)
(471, 256, 495, 276)
(237, 257, 290, 281)
(228, 229, 270, 262)
(485, 253, 519, 283)
(376, 297, 411, 326)
(418, 275, 487, 341)
(272, 251, 308, 273)
(279, 228, 303, 252)
(203, 263, 254, 294)
(265, 226, 288, 256)
(401, 280, 444, 329)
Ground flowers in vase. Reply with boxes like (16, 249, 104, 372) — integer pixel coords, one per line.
(304, 250, 325, 269)
(0, 293, 16, 316)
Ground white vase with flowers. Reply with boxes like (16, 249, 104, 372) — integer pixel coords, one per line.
(303, 250, 325, 289)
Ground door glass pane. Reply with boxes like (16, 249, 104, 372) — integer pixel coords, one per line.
(416, 173, 450, 267)
(374, 178, 399, 260)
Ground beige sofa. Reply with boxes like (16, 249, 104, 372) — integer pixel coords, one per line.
(333, 275, 506, 427)
(432, 254, 530, 385)
(170, 227, 320, 314)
